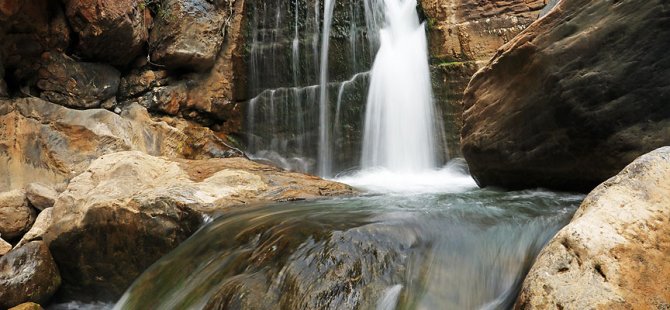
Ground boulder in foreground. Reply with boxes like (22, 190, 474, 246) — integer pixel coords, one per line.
(44, 151, 354, 301)
(516, 147, 670, 309)
(461, 0, 670, 191)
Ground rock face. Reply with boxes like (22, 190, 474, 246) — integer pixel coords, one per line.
(0, 241, 61, 309)
(64, 0, 148, 66)
(0, 190, 35, 240)
(149, 0, 227, 72)
(44, 151, 354, 301)
(461, 0, 670, 191)
(516, 147, 670, 309)
(0, 97, 237, 191)
(419, 0, 549, 158)
(37, 52, 120, 109)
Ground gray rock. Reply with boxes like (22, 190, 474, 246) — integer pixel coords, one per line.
(0, 190, 35, 240)
(25, 183, 57, 211)
(149, 0, 226, 71)
(0, 241, 61, 309)
(37, 52, 120, 109)
(516, 147, 670, 309)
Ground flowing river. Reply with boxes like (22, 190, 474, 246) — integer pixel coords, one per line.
(113, 164, 583, 310)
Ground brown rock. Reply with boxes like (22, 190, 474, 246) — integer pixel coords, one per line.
(25, 183, 57, 211)
(37, 52, 120, 109)
(16, 207, 53, 249)
(461, 0, 670, 191)
(118, 68, 170, 99)
(516, 147, 670, 309)
(64, 0, 148, 66)
(0, 241, 61, 309)
(149, 0, 226, 72)
(9, 302, 44, 310)
(0, 97, 236, 192)
(0, 237, 10, 256)
(44, 151, 354, 301)
(0, 190, 35, 240)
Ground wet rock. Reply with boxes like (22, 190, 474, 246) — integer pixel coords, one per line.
(0, 97, 236, 191)
(149, 0, 226, 71)
(9, 302, 44, 310)
(25, 183, 57, 211)
(0, 190, 35, 240)
(64, 0, 148, 66)
(16, 207, 53, 249)
(0, 237, 10, 256)
(516, 147, 670, 309)
(461, 0, 670, 191)
(44, 151, 354, 301)
(37, 52, 120, 109)
(0, 241, 61, 309)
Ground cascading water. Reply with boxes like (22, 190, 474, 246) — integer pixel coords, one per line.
(361, 0, 436, 172)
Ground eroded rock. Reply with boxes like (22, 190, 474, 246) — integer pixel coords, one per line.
(44, 151, 354, 301)
(16, 207, 53, 249)
(0, 190, 35, 240)
(36, 52, 120, 109)
(64, 0, 148, 66)
(0, 97, 237, 192)
(461, 0, 670, 191)
(0, 241, 61, 309)
(25, 183, 57, 211)
(516, 147, 670, 309)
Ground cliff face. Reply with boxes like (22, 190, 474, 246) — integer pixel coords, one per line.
(0, 0, 247, 130)
(420, 0, 549, 157)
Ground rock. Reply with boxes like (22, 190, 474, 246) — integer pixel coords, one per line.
(44, 151, 354, 301)
(64, 0, 148, 66)
(0, 97, 237, 192)
(0, 190, 35, 240)
(37, 52, 120, 109)
(461, 0, 670, 191)
(0, 237, 10, 256)
(118, 68, 170, 99)
(9, 302, 44, 310)
(149, 0, 226, 72)
(16, 207, 53, 249)
(25, 183, 57, 211)
(0, 241, 61, 309)
(516, 147, 670, 309)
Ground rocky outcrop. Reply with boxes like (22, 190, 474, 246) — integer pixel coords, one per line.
(0, 190, 35, 240)
(24, 183, 57, 211)
(516, 147, 670, 309)
(0, 241, 61, 309)
(36, 52, 120, 109)
(461, 0, 670, 191)
(0, 97, 237, 192)
(44, 151, 354, 301)
(64, 0, 148, 66)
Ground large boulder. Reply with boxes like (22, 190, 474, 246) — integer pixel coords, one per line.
(149, 0, 227, 72)
(25, 183, 57, 211)
(64, 0, 148, 66)
(0, 241, 61, 309)
(44, 151, 354, 301)
(516, 147, 670, 309)
(0, 97, 237, 191)
(0, 190, 35, 240)
(461, 0, 670, 191)
(37, 52, 120, 109)
(16, 207, 53, 249)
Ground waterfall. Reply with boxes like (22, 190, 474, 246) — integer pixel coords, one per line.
(361, 0, 437, 172)
(318, 0, 336, 177)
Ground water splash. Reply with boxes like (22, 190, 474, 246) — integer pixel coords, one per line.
(362, 0, 437, 172)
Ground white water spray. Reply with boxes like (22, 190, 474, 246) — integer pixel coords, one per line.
(361, 0, 437, 172)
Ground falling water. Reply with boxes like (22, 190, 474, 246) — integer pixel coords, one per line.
(361, 0, 437, 172)
(318, 0, 336, 177)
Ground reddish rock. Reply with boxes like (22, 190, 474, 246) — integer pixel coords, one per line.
(64, 0, 148, 66)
